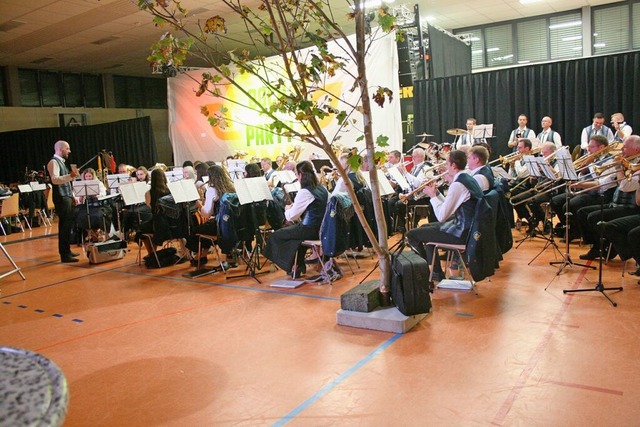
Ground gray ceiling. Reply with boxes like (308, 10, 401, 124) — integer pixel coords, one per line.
(0, 0, 621, 77)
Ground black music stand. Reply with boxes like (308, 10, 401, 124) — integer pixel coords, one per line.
(513, 156, 552, 248)
(226, 160, 246, 181)
(563, 191, 622, 306)
(0, 242, 26, 280)
(226, 177, 274, 283)
(549, 151, 595, 276)
(118, 181, 149, 238)
(167, 178, 200, 237)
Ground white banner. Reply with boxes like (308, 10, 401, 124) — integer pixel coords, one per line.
(167, 31, 402, 164)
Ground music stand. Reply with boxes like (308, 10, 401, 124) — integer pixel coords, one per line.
(513, 156, 548, 247)
(227, 177, 274, 283)
(0, 242, 26, 280)
(73, 180, 100, 231)
(311, 159, 333, 173)
(226, 160, 246, 181)
(167, 179, 200, 237)
(165, 169, 184, 183)
(107, 173, 132, 192)
(472, 124, 493, 142)
(549, 149, 594, 276)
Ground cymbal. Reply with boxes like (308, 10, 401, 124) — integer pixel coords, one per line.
(446, 128, 466, 136)
(415, 133, 433, 137)
(417, 142, 432, 149)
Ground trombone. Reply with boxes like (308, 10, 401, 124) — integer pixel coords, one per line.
(489, 147, 542, 168)
(399, 171, 448, 203)
(573, 142, 621, 170)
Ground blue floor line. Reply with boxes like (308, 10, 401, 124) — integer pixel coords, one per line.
(273, 333, 403, 427)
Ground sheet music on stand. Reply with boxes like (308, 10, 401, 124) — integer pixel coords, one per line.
(491, 166, 511, 180)
(235, 177, 274, 205)
(167, 178, 200, 203)
(472, 124, 493, 141)
(118, 181, 149, 206)
(556, 147, 579, 181)
(226, 160, 246, 181)
(363, 169, 395, 196)
(272, 170, 297, 187)
(283, 182, 301, 194)
(535, 157, 558, 180)
(17, 184, 32, 193)
(107, 173, 132, 190)
(522, 155, 544, 178)
(386, 166, 411, 191)
(73, 180, 101, 197)
(30, 182, 47, 191)
(165, 169, 183, 183)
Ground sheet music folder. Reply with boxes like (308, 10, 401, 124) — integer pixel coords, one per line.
(119, 182, 148, 205)
(167, 179, 200, 203)
(235, 177, 274, 205)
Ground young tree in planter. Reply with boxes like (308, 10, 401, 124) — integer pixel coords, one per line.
(139, 0, 400, 300)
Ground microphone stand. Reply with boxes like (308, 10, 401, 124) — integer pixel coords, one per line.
(563, 192, 622, 306)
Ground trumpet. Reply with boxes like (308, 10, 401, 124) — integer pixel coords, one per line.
(489, 147, 542, 167)
(399, 171, 448, 202)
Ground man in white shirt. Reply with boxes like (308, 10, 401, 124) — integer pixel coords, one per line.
(507, 114, 536, 151)
(580, 112, 614, 151)
(537, 116, 563, 149)
(610, 112, 633, 142)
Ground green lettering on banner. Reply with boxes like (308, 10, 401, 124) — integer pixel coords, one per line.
(246, 126, 255, 146)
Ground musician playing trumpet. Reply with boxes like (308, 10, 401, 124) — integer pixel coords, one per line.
(394, 148, 438, 232)
(407, 150, 484, 284)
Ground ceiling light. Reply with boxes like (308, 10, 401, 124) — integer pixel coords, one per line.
(549, 20, 582, 30)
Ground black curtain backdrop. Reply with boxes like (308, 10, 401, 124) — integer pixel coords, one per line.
(413, 51, 640, 159)
(427, 23, 471, 79)
(0, 116, 158, 183)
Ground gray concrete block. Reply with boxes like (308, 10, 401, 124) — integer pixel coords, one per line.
(336, 306, 428, 333)
(340, 280, 382, 312)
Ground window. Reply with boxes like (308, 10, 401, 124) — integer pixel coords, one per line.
(593, 3, 631, 54)
(0, 67, 6, 106)
(63, 73, 83, 107)
(634, 2, 640, 49)
(40, 71, 62, 107)
(19, 69, 40, 107)
(464, 30, 485, 69)
(548, 12, 583, 60)
(517, 19, 548, 63)
(114, 75, 167, 109)
(485, 25, 514, 67)
(83, 75, 104, 108)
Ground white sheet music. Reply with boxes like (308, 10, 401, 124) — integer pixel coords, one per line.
(18, 185, 32, 193)
(284, 182, 301, 194)
(234, 177, 274, 205)
(556, 148, 578, 181)
(30, 181, 46, 191)
(165, 170, 183, 183)
(387, 167, 411, 191)
(491, 166, 511, 179)
(73, 180, 101, 197)
(522, 156, 543, 178)
(167, 178, 200, 203)
(118, 181, 149, 205)
(272, 170, 297, 185)
(107, 173, 132, 188)
(363, 169, 395, 196)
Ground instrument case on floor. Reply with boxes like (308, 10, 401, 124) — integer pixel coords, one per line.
(391, 250, 432, 316)
(87, 239, 127, 264)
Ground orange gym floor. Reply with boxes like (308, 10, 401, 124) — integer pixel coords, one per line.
(1, 222, 639, 426)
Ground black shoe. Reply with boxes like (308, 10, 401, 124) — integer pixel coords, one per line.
(579, 247, 600, 260)
(61, 255, 79, 263)
(628, 268, 640, 276)
(70, 251, 80, 257)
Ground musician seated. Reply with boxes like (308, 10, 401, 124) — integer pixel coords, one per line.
(407, 150, 484, 283)
(185, 165, 236, 268)
(603, 187, 640, 272)
(550, 135, 615, 239)
(74, 168, 113, 240)
(467, 145, 494, 193)
(264, 161, 329, 277)
(507, 138, 535, 231)
(515, 142, 559, 233)
(395, 148, 435, 232)
(577, 135, 640, 260)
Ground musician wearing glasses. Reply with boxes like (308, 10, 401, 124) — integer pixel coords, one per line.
(577, 135, 640, 260)
(580, 112, 614, 151)
(550, 135, 615, 240)
(610, 113, 633, 142)
(407, 150, 484, 283)
(507, 114, 535, 152)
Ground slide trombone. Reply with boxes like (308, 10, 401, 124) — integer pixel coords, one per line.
(573, 142, 621, 170)
(489, 147, 542, 168)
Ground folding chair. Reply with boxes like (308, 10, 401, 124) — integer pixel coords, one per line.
(0, 194, 28, 234)
(424, 241, 477, 294)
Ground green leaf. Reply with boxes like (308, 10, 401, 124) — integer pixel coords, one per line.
(356, 135, 365, 142)
(376, 135, 389, 147)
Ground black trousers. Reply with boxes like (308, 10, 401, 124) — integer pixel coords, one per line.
(577, 204, 640, 246)
(549, 188, 614, 226)
(603, 214, 640, 261)
(407, 222, 464, 278)
(54, 196, 75, 257)
(263, 223, 319, 274)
